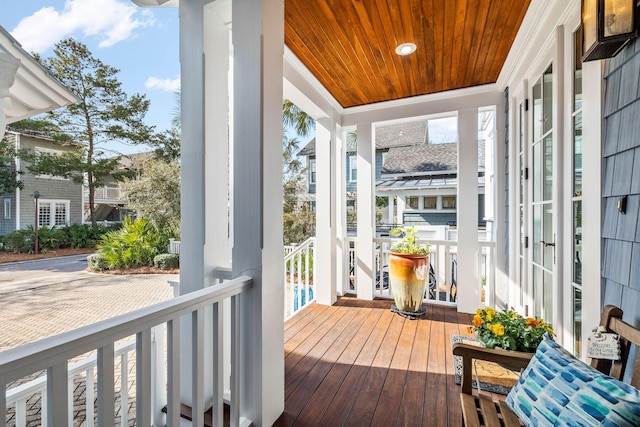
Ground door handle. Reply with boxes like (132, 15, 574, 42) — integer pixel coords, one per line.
(541, 240, 555, 247)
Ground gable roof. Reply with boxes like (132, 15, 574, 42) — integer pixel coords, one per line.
(375, 121, 426, 148)
(297, 120, 427, 156)
(382, 140, 486, 176)
(382, 143, 457, 175)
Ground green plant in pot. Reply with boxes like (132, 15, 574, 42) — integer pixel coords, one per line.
(388, 226, 430, 314)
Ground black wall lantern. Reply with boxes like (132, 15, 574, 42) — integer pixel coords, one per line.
(582, 0, 638, 61)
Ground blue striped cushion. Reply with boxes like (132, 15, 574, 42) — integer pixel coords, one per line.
(506, 334, 640, 426)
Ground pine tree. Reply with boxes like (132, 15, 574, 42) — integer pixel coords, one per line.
(23, 38, 162, 225)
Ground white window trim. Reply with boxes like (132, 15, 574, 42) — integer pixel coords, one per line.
(309, 159, 316, 184)
(348, 154, 357, 182)
(3, 198, 10, 219)
(37, 199, 70, 228)
(34, 147, 69, 181)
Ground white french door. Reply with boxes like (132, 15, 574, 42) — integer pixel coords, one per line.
(530, 65, 555, 323)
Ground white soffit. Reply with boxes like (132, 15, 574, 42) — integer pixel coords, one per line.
(0, 26, 79, 123)
(497, 0, 580, 90)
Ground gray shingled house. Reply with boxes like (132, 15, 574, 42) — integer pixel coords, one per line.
(1, 129, 83, 235)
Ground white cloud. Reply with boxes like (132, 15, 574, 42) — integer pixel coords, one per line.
(11, 0, 155, 53)
(145, 76, 180, 92)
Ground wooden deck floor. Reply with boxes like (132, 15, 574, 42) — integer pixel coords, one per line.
(274, 297, 474, 427)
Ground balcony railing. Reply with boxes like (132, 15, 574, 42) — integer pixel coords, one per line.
(343, 235, 494, 307)
(0, 276, 252, 427)
(84, 186, 123, 202)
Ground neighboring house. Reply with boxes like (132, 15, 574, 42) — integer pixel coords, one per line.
(83, 152, 151, 223)
(298, 120, 487, 227)
(1, 129, 83, 235)
(0, 25, 79, 236)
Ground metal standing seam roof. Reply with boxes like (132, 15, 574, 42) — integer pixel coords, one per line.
(376, 176, 486, 191)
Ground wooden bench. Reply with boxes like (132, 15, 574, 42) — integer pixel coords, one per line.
(452, 305, 640, 427)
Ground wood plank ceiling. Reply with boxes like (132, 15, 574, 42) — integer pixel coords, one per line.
(284, 0, 531, 108)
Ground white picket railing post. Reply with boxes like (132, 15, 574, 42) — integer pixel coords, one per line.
(97, 343, 115, 427)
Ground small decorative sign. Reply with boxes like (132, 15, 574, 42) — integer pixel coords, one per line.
(587, 326, 620, 360)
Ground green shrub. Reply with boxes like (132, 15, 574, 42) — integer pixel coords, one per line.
(154, 253, 179, 270)
(1, 229, 33, 253)
(87, 253, 109, 271)
(65, 223, 112, 248)
(35, 225, 69, 250)
(98, 217, 170, 269)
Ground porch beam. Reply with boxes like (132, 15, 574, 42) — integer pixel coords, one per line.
(315, 118, 338, 305)
(457, 108, 480, 313)
(356, 122, 375, 300)
(232, 0, 285, 425)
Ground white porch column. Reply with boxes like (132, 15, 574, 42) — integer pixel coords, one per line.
(457, 108, 480, 313)
(580, 59, 602, 354)
(178, 0, 209, 409)
(232, 0, 284, 425)
(315, 118, 337, 305)
(493, 104, 508, 309)
(336, 127, 347, 296)
(356, 123, 375, 300)
(388, 196, 394, 225)
(203, 0, 232, 413)
(397, 195, 406, 224)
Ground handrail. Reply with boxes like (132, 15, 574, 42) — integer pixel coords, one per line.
(284, 237, 316, 260)
(0, 276, 252, 385)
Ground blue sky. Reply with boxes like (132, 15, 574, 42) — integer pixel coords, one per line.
(3, 0, 180, 154)
(2, 1, 458, 155)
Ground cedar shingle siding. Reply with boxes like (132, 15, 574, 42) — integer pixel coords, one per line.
(602, 38, 640, 324)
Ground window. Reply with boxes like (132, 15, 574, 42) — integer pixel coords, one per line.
(34, 147, 68, 180)
(406, 196, 419, 209)
(423, 196, 437, 209)
(348, 155, 357, 182)
(37, 200, 70, 227)
(3, 199, 10, 219)
(309, 159, 316, 184)
(442, 196, 457, 209)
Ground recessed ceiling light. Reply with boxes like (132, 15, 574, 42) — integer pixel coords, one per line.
(395, 42, 417, 56)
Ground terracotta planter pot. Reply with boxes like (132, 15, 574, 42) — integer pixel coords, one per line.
(389, 252, 429, 312)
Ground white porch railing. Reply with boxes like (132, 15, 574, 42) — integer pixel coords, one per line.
(1, 276, 252, 427)
(5, 337, 139, 427)
(168, 238, 181, 255)
(284, 237, 316, 320)
(343, 236, 495, 307)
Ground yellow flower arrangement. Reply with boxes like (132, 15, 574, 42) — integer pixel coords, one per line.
(468, 307, 554, 353)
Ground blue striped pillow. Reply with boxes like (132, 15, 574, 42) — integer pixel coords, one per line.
(506, 334, 640, 426)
